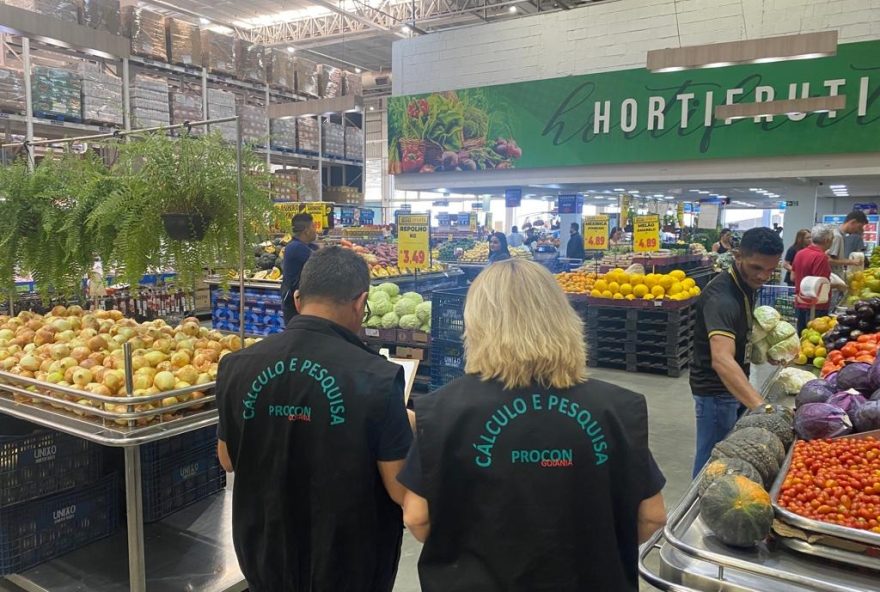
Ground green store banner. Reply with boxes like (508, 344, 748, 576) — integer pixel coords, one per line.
(387, 40, 880, 175)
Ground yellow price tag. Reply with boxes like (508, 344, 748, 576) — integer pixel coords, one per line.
(469, 213, 478, 232)
(274, 201, 331, 232)
(398, 214, 431, 271)
(634, 215, 660, 253)
(583, 215, 609, 251)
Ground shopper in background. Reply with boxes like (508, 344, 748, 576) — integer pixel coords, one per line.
(398, 259, 667, 592)
(216, 247, 412, 592)
(566, 222, 586, 260)
(487, 232, 511, 263)
(523, 227, 539, 250)
(845, 228, 867, 259)
(609, 227, 624, 246)
(281, 213, 318, 326)
(827, 210, 868, 277)
(711, 228, 734, 254)
(782, 229, 811, 286)
(507, 225, 524, 248)
(690, 227, 784, 477)
(792, 225, 834, 335)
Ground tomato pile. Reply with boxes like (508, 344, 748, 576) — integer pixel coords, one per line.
(778, 437, 880, 533)
(820, 333, 880, 377)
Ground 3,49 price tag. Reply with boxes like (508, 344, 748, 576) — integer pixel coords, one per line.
(583, 216, 609, 251)
(634, 215, 660, 253)
(398, 214, 431, 271)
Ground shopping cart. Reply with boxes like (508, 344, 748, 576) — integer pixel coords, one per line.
(756, 284, 796, 324)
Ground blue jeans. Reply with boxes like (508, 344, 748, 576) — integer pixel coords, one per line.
(692, 394, 745, 478)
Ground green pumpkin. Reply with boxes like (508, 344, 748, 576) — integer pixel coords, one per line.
(711, 427, 784, 487)
(733, 412, 795, 450)
(698, 458, 764, 496)
(745, 403, 795, 423)
(700, 474, 774, 547)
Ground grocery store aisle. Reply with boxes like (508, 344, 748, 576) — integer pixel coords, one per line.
(392, 367, 697, 592)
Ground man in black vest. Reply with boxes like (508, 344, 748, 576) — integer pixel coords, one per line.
(216, 246, 412, 592)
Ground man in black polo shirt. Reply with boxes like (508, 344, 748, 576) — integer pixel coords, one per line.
(216, 246, 412, 592)
(691, 227, 783, 477)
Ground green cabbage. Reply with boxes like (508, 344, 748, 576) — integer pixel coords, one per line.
(402, 292, 424, 304)
(365, 315, 383, 329)
(380, 312, 399, 329)
(420, 323, 430, 333)
(415, 301, 432, 323)
(753, 306, 781, 331)
(376, 282, 400, 298)
(370, 290, 390, 304)
(767, 321, 796, 345)
(399, 314, 421, 329)
(369, 298, 393, 317)
(394, 298, 417, 317)
(768, 334, 800, 363)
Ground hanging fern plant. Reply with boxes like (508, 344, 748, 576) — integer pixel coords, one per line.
(88, 132, 272, 289)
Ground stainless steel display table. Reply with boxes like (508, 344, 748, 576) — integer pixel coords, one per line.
(0, 364, 245, 592)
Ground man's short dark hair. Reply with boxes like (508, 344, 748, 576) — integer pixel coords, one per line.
(846, 210, 869, 224)
(292, 213, 313, 235)
(511, 226, 518, 233)
(739, 227, 784, 257)
(571, 222, 579, 231)
(299, 246, 370, 305)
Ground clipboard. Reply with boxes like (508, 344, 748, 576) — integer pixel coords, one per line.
(389, 357, 420, 404)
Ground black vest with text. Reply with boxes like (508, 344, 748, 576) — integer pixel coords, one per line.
(413, 375, 650, 592)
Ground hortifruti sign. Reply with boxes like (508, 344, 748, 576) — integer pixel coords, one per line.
(387, 40, 880, 175)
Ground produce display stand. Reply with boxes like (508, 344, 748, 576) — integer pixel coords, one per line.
(639, 375, 878, 592)
(585, 302, 696, 377)
(0, 116, 249, 592)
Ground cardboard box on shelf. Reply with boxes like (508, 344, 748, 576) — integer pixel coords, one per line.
(80, 0, 121, 35)
(238, 103, 266, 145)
(122, 6, 167, 61)
(79, 63, 123, 125)
(0, 67, 25, 114)
(322, 121, 345, 158)
(201, 30, 236, 76)
(319, 65, 342, 99)
(236, 41, 266, 84)
(166, 18, 201, 67)
(296, 117, 319, 153)
(131, 74, 171, 128)
(343, 71, 363, 96)
(270, 118, 297, 151)
(298, 169, 320, 201)
(294, 57, 319, 97)
(270, 171, 299, 202)
(169, 89, 204, 135)
(324, 186, 363, 206)
(267, 49, 294, 91)
(31, 66, 81, 120)
(5, 0, 78, 24)
(345, 126, 364, 161)
(206, 88, 237, 142)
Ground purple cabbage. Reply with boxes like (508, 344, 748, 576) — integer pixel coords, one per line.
(870, 357, 880, 391)
(835, 362, 872, 393)
(825, 371, 839, 390)
(871, 388, 880, 401)
(796, 379, 835, 408)
(794, 402, 854, 440)
(853, 400, 880, 432)
(827, 389, 867, 419)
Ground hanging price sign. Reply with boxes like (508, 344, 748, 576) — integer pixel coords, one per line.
(583, 215, 609, 251)
(398, 213, 431, 271)
(634, 215, 660, 253)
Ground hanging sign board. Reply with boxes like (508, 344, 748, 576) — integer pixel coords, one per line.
(697, 203, 719, 230)
(634, 215, 660, 253)
(398, 213, 431, 271)
(437, 212, 452, 227)
(469, 213, 478, 232)
(274, 202, 332, 232)
(583, 215, 609, 251)
(457, 212, 470, 227)
(557, 194, 583, 214)
(505, 188, 522, 208)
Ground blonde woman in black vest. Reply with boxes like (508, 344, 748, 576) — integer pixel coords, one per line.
(397, 259, 667, 592)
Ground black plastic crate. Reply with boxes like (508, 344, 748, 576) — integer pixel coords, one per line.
(0, 430, 103, 507)
(0, 473, 120, 575)
(431, 287, 468, 343)
(142, 442, 226, 523)
(140, 426, 219, 464)
(430, 339, 466, 390)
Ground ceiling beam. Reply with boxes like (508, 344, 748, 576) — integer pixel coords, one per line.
(308, 0, 402, 37)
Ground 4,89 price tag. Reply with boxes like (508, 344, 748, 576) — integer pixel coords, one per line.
(583, 216, 609, 251)
(634, 215, 660, 253)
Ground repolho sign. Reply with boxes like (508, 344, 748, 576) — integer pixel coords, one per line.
(388, 40, 880, 175)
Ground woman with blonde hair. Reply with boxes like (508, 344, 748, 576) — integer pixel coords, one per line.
(397, 259, 667, 592)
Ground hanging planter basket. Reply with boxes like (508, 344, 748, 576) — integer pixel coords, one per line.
(161, 213, 212, 241)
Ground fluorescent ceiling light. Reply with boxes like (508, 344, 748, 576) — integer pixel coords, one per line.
(354, 67, 362, 74)
(653, 194, 664, 197)
(830, 185, 847, 189)
(509, 5, 517, 13)
(199, 17, 211, 25)
(436, 188, 446, 192)
(689, 189, 702, 193)
(287, 47, 296, 53)
(647, 31, 837, 73)
(664, 196, 674, 200)
(401, 25, 411, 33)
(715, 94, 846, 121)
(369, 106, 375, 111)
(613, 188, 626, 192)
